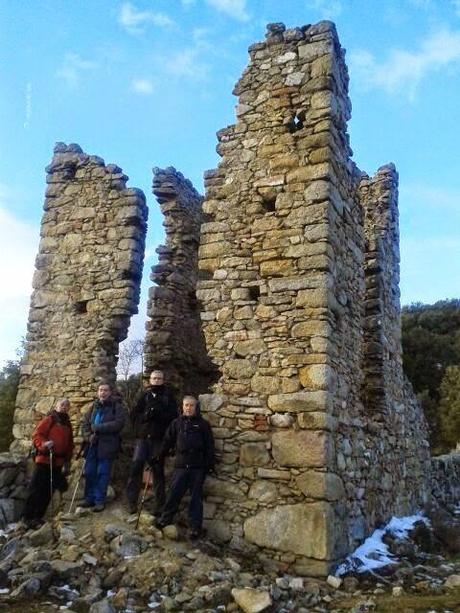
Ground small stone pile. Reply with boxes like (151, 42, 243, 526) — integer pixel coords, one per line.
(0, 454, 27, 526)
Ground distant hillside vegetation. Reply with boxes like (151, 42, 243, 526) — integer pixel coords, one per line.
(402, 299, 460, 452)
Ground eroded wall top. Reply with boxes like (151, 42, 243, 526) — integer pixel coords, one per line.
(145, 167, 217, 395)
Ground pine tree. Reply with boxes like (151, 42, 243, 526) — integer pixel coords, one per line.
(438, 365, 460, 451)
(0, 359, 20, 451)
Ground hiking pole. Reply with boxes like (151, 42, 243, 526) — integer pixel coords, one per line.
(68, 459, 86, 514)
(135, 465, 152, 530)
(68, 440, 92, 514)
(49, 449, 54, 517)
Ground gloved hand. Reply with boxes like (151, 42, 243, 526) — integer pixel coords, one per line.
(43, 440, 54, 450)
(149, 454, 161, 467)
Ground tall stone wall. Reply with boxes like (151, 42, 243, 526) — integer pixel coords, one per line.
(196, 22, 431, 575)
(11, 143, 147, 453)
(144, 167, 217, 395)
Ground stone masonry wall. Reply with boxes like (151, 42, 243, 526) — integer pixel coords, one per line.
(431, 452, 460, 510)
(197, 22, 431, 575)
(12, 143, 147, 453)
(145, 167, 217, 395)
(358, 166, 430, 528)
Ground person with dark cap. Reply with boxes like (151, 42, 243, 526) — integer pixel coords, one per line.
(154, 395, 215, 539)
(126, 370, 177, 515)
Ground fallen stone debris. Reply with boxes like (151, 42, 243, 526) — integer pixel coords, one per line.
(0, 502, 458, 612)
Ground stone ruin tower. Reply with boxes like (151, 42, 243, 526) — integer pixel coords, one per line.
(11, 143, 147, 453)
(196, 22, 431, 575)
(144, 168, 217, 395)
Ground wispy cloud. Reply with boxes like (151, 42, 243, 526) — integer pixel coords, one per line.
(408, 0, 433, 8)
(349, 28, 460, 99)
(400, 234, 460, 305)
(306, 0, 342, 20)
(400, 183, 460, 213)
(56, 53, 98, 88)
(118, 2, 174, 34)
(0, 189, 39, 366)
(205, 0, 249, 22)
(131, 78, 154, 95)
(167, 48, 209, 81)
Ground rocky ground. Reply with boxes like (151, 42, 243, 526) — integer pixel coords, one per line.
(0, 499, 459, 613)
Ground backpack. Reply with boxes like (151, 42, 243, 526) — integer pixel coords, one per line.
(28, 414, 57, 459)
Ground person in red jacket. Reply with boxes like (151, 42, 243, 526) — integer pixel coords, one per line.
(22, 398, 74, 529)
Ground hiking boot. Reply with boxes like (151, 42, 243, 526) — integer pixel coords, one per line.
(93, 504, 105, 513)
(128, 501, 137, 514)
(189, 527, 202, 540)
(79, 500, 95, 508)
(24, 518, 43, 530)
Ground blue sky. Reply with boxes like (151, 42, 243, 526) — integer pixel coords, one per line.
(1, 0, 460, 367)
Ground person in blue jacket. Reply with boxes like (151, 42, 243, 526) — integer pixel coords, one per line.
(81, 381, 125, 512)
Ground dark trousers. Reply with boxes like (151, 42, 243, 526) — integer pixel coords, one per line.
(23, 463, 65, 521)
(160, 467, 205, 530)
(126, 439, 165, 513)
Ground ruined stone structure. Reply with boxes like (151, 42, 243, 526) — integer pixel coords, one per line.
(8, 22, 438, 575)
(195, 22, 431, 575)
(145, 168, 216, 395)
(12, 143, 147, 453)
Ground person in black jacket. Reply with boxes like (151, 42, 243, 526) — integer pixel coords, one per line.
(126, 370, 177, 515)
(154, 395, 215, 539)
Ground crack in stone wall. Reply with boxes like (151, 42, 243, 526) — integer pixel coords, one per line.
(145, 167, 218, 395)
(11, 143, 147, 454)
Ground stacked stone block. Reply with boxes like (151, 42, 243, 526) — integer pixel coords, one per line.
(145, 167, 216, 394)
(11, 143, 147, 453)
(196, 22, 430, 575)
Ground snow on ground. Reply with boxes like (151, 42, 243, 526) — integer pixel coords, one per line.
(336, 513, 429, 576)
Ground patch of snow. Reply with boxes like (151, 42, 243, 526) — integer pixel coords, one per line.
(0, 588, 9, 594)
(336, 513, 428, 576)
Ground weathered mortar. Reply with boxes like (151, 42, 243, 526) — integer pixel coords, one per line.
(145, 167, 217, 395)
(11, 143, 147, 453)
(195, 22, 431, 575)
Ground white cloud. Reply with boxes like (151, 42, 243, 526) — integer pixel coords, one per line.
(306, 0, 342, 20)
(205, 0, 249, 22)
(0, 194, 39, 367)
(167, 48, 209, 80)
(56, 53, 98, 88)
(131, 78, 154, 94)
(118, 2, 174, 34)
(349, 28, 460, 99)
